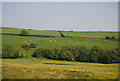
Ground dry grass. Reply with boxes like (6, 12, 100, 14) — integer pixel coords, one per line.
(2, 58, 119, 79)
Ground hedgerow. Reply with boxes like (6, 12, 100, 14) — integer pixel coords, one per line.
(32, 46, 119, 64)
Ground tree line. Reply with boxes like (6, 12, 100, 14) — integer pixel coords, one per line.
(2, 44, 119, 64)
(32, 46, 120, 64)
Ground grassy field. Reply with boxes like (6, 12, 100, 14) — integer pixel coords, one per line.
(1, 27, 119, 79)
(2, 58, 119, 79)
(1, 27, 118, 38)
(2, 35, 118, 57)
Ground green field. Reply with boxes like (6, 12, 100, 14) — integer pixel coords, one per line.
(1, 27, 118, 38)
(1, 27, 119, 79)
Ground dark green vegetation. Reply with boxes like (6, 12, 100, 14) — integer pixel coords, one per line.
(20, 29, 30, 36)
(32, 46, 119, 63)
(2, 44, 25, 58)
(1, 27, 119, 79)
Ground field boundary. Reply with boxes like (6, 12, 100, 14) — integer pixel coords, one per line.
(1, 33, 109, 41)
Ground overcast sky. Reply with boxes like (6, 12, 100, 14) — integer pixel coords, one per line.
(2, 2, 118, 31)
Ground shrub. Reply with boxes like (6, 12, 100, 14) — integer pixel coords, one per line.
(45, 49, 55, 59)
(65, 50, 75, 61)
(62, 46, 79, 61)
(22, 44, 36, 50)
(2, 44, 24, 58)
(106, 36, 110, 39)
(45, 49, 61, 60)
(106, 49, 119, 63)
(20, 29, 30, 36)
(32, 48, 46, 58)
(77, 47, 89, 62)
(89, 46, 101, 62)
(116, 48, 120, 63)
(111, 36, 115, 39)
(58, 49, 68, 60)
(98, 49, 118, 63)
(32, 46, 119, 63)
(22, 44, 31, 50)
(105, 36, 116, 40)
(30, 44, 36, 48)
(89, 50, 98, 63)
(53, 49, 61, 60)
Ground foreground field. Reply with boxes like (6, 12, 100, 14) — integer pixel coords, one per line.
(2, 58, 119, 79)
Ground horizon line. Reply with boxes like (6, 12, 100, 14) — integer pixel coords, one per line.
(1, 26, 119, 32)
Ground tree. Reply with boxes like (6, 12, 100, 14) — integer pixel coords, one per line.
(65, 50, 75, 61)
(2, 44, 24, 58)
(77, 47, 89, 62)
(89, 50, 98, 63)
(89, 46, 101, 62)
(59, 50, 68, 60)
(32, 48, 46, 58)
(20, 29, 30, 36)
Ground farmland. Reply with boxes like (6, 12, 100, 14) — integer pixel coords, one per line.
(1, 27, 119, 79)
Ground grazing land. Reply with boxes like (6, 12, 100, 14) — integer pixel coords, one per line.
(1, 27, 119, 79)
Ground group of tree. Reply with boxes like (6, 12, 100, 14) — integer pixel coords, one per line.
(2, 44, 25, 58)
(32, 46, 120, 64)
(2, 44, 119, 64)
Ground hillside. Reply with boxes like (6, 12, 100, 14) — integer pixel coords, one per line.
(2, 27, 119, 79)
(1, 27, 118, 38)
(2, 27, 118, 56)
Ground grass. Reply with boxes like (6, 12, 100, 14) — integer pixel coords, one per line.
(1, 27, 119, 79)
(2, 35, 118, 56)
(2, 58, 119, 79)
(1, 27, 118, 38)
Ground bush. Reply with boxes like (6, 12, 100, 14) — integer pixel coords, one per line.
(77, 47, 89, 62)
(89, 46, 101, 62)
(22, 44, 31, 50)
(46, 49, 60, 60)
(62, 46, 80, 61)
(98, 49, 119, 63)
(2, 44, 24, 58)
(65, 50, 75, 61)
(20, 29, 30, 36)
(89, 50, 98, 63)
(58, 49, 68, 60)
(22, 44, 36, 50)
(105, 49, 119, 63)
(111, 36, 115, 39)
(106, 36, 110, 39)
(31, 46, 119, 63)
(105, 36, 116, 40)
(30, 44, 36, 48)
(116, 48, 120, 63)
(32, 48, 46, 58)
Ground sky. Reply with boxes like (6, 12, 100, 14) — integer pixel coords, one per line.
(1, 2, 118, 31)
(0, 2, 2, 27)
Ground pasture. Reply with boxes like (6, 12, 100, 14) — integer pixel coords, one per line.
(2, 35, 118, 57)
(1, 27, 119, 79)
(1, 27, 118, 38)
